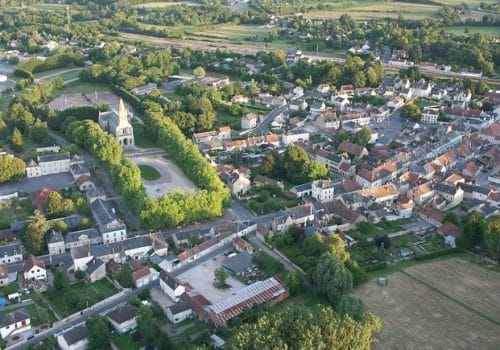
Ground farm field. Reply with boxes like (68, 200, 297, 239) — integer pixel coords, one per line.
(405, 258, 500, 322)
(442, 25, 500, 36)
(356, 257, 500, 350)
(189, 24, 270, 41)
(134, 1, 199, 8)
(436, 0, 496, 6)
(304, 2, 440, 20)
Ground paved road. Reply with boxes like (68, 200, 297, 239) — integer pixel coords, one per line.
(258, 105, 288, 133)
(120, 32, 500, 84)
(7, 281, 158, 350)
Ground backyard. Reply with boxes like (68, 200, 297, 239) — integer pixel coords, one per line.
(0, 197, 33, 230)
(242, 185, 302, 215)
(44, 279, 118, 317)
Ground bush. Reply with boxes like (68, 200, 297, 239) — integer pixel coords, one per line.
(413, 248, 459, 261)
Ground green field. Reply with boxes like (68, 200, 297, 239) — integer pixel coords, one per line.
(45, 280, 118, 317)
(35, 68, 83, 82)
(139, 165, 162, 181)
(50, 81, 110, 98)
(305, 2, 441, 20)
(436, 0, 496, 6)
(442, 25, 500, 36)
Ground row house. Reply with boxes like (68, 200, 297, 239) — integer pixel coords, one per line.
(355, 160, 401, 188)
(193, 127, 231, 144)
(271, 205, 314, 232)
(421, 106, 440, 123)
(315, 109, 339, 129)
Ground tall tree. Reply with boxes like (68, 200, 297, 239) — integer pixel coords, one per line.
(214, 268, 229, 285)
(11, 127, 23, 151)
(228, 305, 380, 350)
(138, 305, 156, 346)
(311, 252, 353, 306)
(45, 191, 64, 218)
(24, 210, 51, 254)
(86, 316, 111, 350)
(193, 66, 205, 78)
(484, 216, 500, 260)
(0, 155, 26, 183)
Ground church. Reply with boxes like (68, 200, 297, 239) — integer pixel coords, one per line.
(98, 99, 135, 146)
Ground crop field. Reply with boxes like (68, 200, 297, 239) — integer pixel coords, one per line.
(442, 25, 500, 36)
(356, 257, 500, 350)
(436, 0, 496, 6)
(405, 258, 500, 322)
(189, 24, 270, 41)
(304, 2, 440, 20)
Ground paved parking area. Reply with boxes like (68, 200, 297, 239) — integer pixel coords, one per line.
(129, 154, 197, 199)
(178, 252, 245, 304)
(0, 172, 74, 195)
(150, 287, 175, 312)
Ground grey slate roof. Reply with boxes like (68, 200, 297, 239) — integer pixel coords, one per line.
(0, 310, 30, 328)
(222, 252, 254, 275)
(62, 324, 88, 345)
(107, 304, 137, 324)
(47, 230, 64, 244)
(90, 198, 125, 233)
(167, 302, 191, 315)
(86, 258, 105, 275)
(65, 228, 100, 243)
(160, 270, 182, 290)
(0, 243, 22, 257)
(38, 152, 70, 163)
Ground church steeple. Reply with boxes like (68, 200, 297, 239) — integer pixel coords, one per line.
(118, 98, 128, 124)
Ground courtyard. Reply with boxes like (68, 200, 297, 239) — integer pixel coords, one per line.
(178, 252, 245, 304)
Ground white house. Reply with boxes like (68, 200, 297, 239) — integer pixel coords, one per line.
(107, 305, 138, 334)
(331, 96, 350, 110)
(26, 152, 71, 178)
(0, 310, 31, 339)
(22, 256, 46, 282)
(166, 302, 192, 324)
(160, 271, 185, 302)
(57, 325, 88, 350)
(241, 113, 258, 130)
(293, 86, 304, 98)
(422, 106, 440, 123)
(0, 243, 23, 264)
(310, 101, 326, 115)
(90, 199, 127, 244)
(282, 130, 309, 145)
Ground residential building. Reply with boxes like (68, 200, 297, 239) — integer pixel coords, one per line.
(131, 83, 157, 96)
(0, 310, 31, 339)
(166, 302, 192, 324)
(272, 205, 314, 232)
(57, 324, 88, 350)
(193, 126, 232, 144)
(282, 129, 309, 146)
(339, 141, 368, 158)
(290, 180, 335, 203)
(26, 152, 71, 178)
(0, 243, 23, 264)
(86, 258, 106, 283)
(220, 170, 251, 196)
(160, 271, 185, 302)
(107, 305, 138, 334)
(90, 199, 127, 244)
(0, 265, 8, 287)
(241, 113, 258, 129)
(46, 230, 65, 255)
(22, 256, 46, 282)
(132, 266, 152, 288)
(421, 106, 440, 123)
(315, 109, 339, 129)
(222, 252, 254, 276)
(64, 228, 102, 250)
(98, 99, 134, 146)
(310, 101, 326, 115)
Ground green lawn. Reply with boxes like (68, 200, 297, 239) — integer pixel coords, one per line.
(216, 109, 241, 130)
(139, 165, 161, 181)
(132, 121, 156, 148)
(44, 280, 118, 317)
(253, 251, 285, 277)
(442, 25, 500, 36)
(50, 81, 110, 98)
(112, 332, 146, 350)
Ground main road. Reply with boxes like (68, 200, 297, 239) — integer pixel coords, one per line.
(120, 32, 500, 84)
